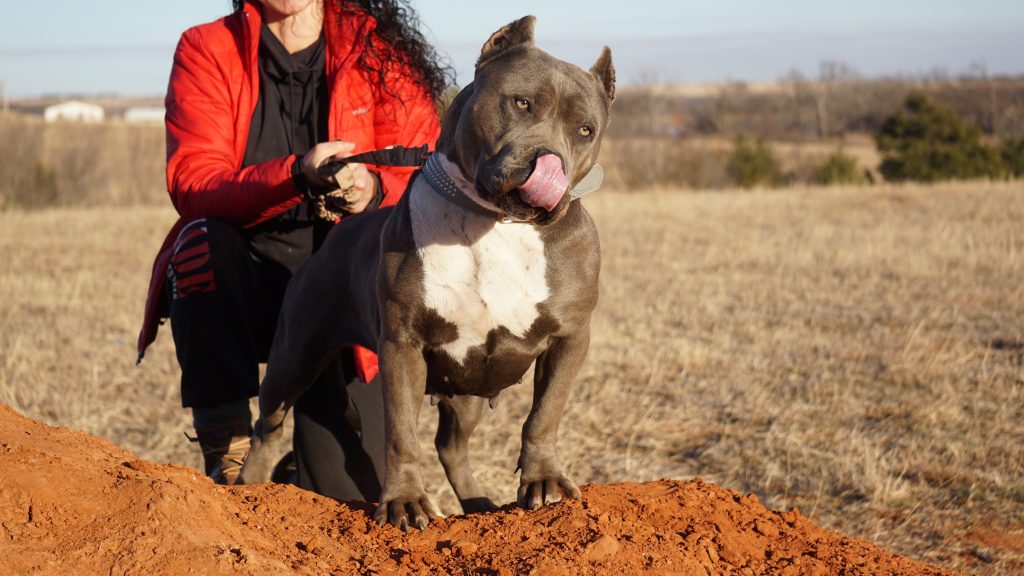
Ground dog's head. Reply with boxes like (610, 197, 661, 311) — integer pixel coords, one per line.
(437, 16, 615, 225)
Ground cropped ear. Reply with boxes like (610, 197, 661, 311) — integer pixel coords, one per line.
(590, 46, 616, 103)
(477, 15, 536, 68)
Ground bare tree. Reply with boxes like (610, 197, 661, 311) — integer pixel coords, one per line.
(815, 60, 861, 137)
(967, 62, 999, 135)
(783, 69, 816, 135)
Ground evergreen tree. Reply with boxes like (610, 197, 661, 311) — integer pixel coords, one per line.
(1002, 138, 1024, 179)
(875, 93, 1004, 182)
(728, 135, 781, 188)
(818, 147, 866, 185)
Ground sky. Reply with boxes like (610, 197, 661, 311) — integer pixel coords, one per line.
(1, 0, 1022, 98)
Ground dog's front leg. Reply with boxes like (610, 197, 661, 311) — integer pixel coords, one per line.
(373, 338, 440, 530)
(517, 327, 590, 509)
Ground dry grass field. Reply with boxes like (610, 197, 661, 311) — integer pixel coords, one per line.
(1, 182, 1022, 574)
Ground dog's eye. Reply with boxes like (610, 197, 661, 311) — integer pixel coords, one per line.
(514, 97, 530, 111)
(578, 125, 593, 138)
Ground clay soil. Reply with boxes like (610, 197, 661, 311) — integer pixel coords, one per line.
(0, 404, 957, 575)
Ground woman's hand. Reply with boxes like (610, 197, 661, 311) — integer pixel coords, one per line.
(301, 141, 378, 214)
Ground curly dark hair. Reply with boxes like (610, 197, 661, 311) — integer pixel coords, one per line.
(233, 0, 453, 101)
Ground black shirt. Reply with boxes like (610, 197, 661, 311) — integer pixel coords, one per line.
(242, 24, 330, 272)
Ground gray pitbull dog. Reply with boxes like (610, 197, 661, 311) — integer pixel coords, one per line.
(238, 15, 615, 531)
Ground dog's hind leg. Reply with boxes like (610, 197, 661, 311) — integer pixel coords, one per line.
(237, 279, 347, 485)
(238, 334, 341, 484)
(236, 405, 291, 485)
(434, 395, 497, 514)
(237, 349, 339, 485)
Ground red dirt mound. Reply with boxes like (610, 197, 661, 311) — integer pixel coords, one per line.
(0, 404, 955, 575)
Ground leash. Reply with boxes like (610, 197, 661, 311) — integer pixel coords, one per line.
(313, 144, 431, 195)
(328, 144, 431, 170)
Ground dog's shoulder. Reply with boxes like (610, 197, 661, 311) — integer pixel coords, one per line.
(539, 202, 600, 266)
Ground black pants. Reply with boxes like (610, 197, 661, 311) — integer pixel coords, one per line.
(167, 218, 384, 501)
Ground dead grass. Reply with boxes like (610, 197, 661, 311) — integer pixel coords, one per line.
(1, 182, 1022, 574)
(0, 114, 166, 209)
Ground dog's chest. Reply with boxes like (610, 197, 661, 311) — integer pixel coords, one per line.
(409, 182, 549, 365)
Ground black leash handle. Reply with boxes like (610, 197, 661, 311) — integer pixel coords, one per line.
(316, 143, 430, 179)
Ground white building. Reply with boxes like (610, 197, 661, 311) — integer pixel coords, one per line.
(124, 106, 165, 124)
(43, 100, 105, 123)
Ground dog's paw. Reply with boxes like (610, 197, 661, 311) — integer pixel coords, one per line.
(373, 492, 442, 532)
(235, 434, 281, 484)
(516, 474, 581, 510)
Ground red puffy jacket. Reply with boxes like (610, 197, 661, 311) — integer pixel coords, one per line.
(137, 2, 440, 382)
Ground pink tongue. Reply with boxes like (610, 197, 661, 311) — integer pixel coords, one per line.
(517, 154, 569, 211)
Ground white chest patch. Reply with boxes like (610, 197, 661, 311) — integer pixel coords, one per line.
(409, 173, 549, 364)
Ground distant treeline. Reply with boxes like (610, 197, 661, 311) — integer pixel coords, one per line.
(3, 66, 1023, 209)
(611, 65, 1024, 140)
(600, 66, 1024, 190)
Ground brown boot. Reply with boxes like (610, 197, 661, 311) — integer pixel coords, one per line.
(192, 418, 252, 485)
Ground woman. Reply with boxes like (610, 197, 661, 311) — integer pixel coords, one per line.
(137, 0, 449, 500)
